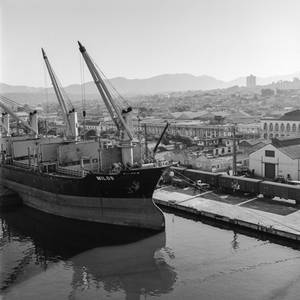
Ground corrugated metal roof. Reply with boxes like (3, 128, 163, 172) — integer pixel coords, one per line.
(269, 137, 300, 159)
(248, 141, 269, 154)
(272, 136, 300, 147)
(279, 109, 300, 121)
(276, 144, 300, 159)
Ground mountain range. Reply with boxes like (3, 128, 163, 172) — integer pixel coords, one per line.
(1, 72, 300, 104)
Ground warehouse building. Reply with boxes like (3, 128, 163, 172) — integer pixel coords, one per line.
(249, 137, 300, 180)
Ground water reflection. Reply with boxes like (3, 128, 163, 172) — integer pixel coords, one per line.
(231, 232, 240, 251)
(1, 206, 177, 299)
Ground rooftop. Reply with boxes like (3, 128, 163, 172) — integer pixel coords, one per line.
(277, 145, 300, 159)
(272, 136, 300, 159)
(272, 136, 300, 147)
(279, 109, 300, 121)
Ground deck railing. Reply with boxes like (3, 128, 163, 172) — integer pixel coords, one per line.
(56, 166, 88, 177)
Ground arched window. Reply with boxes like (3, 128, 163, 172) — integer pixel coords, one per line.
(286, 123, 291, 132)
(292, 123, 297, 132)
(263, 133, 268, 139)
(263, 123, 267, 130)
(280, 123, 285, 132)
(275, 123, 279, 131)
(275, 133, 279, 138)
(269, 133, 273, 139)
(269, 123, 273, 131)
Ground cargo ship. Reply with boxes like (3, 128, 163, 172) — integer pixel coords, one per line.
(0, 42, 169, 231)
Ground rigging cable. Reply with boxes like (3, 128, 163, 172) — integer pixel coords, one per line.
(79, 53, 86, 139)
(93, 59, 131, 110)
(53, 69, 74, 112)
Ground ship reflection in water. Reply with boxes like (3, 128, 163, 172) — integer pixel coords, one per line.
(0, 206, 177, 299)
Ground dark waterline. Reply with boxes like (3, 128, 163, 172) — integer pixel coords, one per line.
(1, 204, 300, 300)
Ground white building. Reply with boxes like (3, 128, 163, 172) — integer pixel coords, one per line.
(237, 123, 261, 137)
(249, 137, 300, 180)
(136, 119, 233, 139)
(261, 110, 300, 140)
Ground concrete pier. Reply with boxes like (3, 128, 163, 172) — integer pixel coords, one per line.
(0, 185, 21, 207)
(154, 186, 300, 242)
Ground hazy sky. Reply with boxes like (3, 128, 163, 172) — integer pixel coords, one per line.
(1, 0, 300, 86)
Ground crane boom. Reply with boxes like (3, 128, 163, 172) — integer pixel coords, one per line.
(153, 122, 169, 155)
(0, 100, 38, 136)
(78, 41, 133, 140)
(42, 48, 77, 139)
(0, 95, 35, 113)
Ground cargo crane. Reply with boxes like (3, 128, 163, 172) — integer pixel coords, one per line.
(153, 122, 169, 156)
(42, 48, 78, 140)
(0, 99, 38, 137)
(0, 95, 39, 136)
(78, 41, 135, 166)
(0, 94, 36, 113)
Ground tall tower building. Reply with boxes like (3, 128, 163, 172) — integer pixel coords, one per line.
(246, 74, 256, 88)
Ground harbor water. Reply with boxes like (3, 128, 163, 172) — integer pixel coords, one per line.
(1, 201, 300, 300)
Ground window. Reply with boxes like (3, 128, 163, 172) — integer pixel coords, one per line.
(265, 150, 275, 157)
(269, 123, 273, 131)
(263, 123, 267, 130)
(275, 123, 279, 131)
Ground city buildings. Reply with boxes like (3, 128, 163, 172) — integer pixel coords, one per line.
(136, 119, 233, 140)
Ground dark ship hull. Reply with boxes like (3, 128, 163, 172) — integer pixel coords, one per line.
(0, 163, 166, 231)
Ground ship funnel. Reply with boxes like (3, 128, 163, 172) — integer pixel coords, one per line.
(69, 110, 78, 140)
(2, 113, 10, 136)
(29, 111, 38, 137)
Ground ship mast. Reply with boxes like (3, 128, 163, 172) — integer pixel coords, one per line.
(78, 41, 135, 166)
(42, 48, 78, 140)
